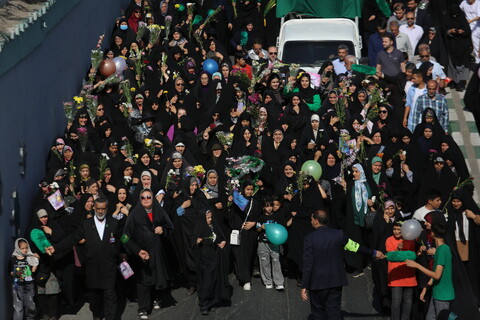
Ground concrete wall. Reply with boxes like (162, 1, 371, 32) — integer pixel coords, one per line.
(0, 0, 129, 317)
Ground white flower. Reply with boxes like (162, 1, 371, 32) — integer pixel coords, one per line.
(371, 196, 376, 203)
(168, 169, 175, 175)
(101, 153, 110, 161)
(124, 176, 132, 182)
(50, 182, 59, 189)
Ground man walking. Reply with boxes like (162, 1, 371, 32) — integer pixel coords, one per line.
(301, 210, 384, 320)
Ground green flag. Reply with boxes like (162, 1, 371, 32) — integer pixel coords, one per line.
(276, 0, 391, 19)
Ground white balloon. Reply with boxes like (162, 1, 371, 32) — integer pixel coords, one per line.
(113, 57, 126, 75)
(401, 219, 422, 240)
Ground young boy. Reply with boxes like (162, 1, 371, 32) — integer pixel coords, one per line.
(257, 197, 286, 290)
(386, 222, 417, 320)
(406, 222, 454, 319)
(10, 238, 39, 320)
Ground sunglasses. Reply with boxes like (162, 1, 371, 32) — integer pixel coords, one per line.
(268, 52, 277, 55)
(420, 55, 429, 58)
(141, 195, 152, 200)
(379, 110, 388, 114)
(97, 108, 104, 111)
(406, 17, 414, 20)
(176, 83, 185, 86)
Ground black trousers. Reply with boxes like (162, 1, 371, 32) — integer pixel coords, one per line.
(89, 288, 116, 320)
(137, 283, 153, 313)
(309, 287, 342, 320)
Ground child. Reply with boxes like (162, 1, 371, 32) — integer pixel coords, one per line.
(385, 222, 417, 320)
(406, 222, 454, 319)
(257, 197, 287, 290)
(10, 238, 39, 320)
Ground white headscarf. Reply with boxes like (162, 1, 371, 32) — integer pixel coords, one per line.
(353, 163, 369, 215)
(12, 238, 39, 267)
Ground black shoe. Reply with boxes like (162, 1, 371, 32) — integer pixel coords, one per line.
(351, 270, 364, 278)
(186, 287, 197, 296)
(456, 84, 465, 92)
(463, 107, 472, 113)
(201, 310, 209, 316)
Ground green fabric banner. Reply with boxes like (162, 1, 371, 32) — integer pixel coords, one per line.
(276, 0, 391, 19)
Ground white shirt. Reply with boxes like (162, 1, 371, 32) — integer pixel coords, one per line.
(94, 215, 106, 240)
(332, 58, 347, 75)
(413, 205, 431, 222)
(395, 32, 414, 60)
(460, 0, 480, 31)
(248, 48, 268, 61)
(399, 24, 424, 51)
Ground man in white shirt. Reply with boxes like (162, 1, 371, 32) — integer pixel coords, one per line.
(390, 20, 414, 60)
(460, 0, 480, 63)
(416, 46, 447, 89)
(400, 11, 424, 52)
(247, 38, 268, 62)
(332, 44, 348, 75)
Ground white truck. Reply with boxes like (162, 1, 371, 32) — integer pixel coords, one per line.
(277, 18, 362, 73)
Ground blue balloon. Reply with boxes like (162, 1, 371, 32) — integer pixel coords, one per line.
(203, 59, 218, 74)
(265, 223, 288, 245)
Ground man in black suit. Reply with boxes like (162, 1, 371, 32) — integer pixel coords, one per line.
(301, 210, 385, 319)
(52, 197, 121, 320)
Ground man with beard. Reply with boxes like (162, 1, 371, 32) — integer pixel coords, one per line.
(50, 198, 121, 320)
(121, 189, 174, 320)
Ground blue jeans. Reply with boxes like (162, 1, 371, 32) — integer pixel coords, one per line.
(12, 282, 36, 320)
(391, 287, 413, 320)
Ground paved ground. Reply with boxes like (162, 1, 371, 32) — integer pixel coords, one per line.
(60, 268, 386, 320)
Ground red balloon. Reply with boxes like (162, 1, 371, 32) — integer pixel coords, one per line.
(99, 59, 116, 77)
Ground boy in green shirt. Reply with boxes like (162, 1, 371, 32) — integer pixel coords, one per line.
(405, 222, 454, 319)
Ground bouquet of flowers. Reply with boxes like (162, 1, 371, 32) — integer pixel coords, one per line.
(120, 80, 133, 106)
(97, 73, 121, 91)
(164, 16, 173, 41)
(165, 169, 182, 189)
(77, 127, 89, 152)
(216, 131, 234, 148)
(149, 24, 162, 46)
(90, 48, 104, 83)
(83, 94, 98, 122)
(187, 165, 206, 183)
(289, 63, 300, 79)
(129, 49, 145, 87)
(246, 92, 262, 119)
(136, 21, 147, 42)
(225, 177, 241, 206)
(296, 170, 310, 202)
(63, 101, 75, 123)
(230, 69, 250, 89)
(68, 161, 76, 190)
(99, 153, 110, 180)
(144, 138, 155, 156)
(334, 94, 347, 126)
(203, 6, 222, 26)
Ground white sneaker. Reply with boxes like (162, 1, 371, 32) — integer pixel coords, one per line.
(243, 282, 251, 291)
(139, 312, 149, 320)
(276, 285, 284, 290)
(265, 284, 273, 289)
(153, 300, 160, 310)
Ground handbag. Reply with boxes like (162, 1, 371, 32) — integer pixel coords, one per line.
(230, 199, 254, 246)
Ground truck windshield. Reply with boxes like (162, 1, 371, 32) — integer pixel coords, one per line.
(282, 41, 355, 66)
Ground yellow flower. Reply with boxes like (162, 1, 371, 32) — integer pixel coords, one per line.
(134, 154, 139, 158)
(160, 25, 165, 29)
(175, 4, 180, 8)
(73, 96, 84, 103)
(163, 90, 169, 94)
(144, 138, 152, 146)
(130, 87, 136, 92)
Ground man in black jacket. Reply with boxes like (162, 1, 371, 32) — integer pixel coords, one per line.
(52, 197, 122, 320)
(301, 210, 385, 320)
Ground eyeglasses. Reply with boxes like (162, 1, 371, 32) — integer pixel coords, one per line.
(268, 52, 277, 55)
(406, 17, 414, 20)
(420, 55, 429, 58)
(176, 83, 185, 86)
(379, 110, 388, 114)
(141, 195, 152, 200)
(97, 108, 104, 111)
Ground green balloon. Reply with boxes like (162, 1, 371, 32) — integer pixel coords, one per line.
(265, 223, 288, 245)
(301, 160, 322, 180)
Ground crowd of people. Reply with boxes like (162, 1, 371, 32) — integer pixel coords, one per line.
(9, 0, 480, 319)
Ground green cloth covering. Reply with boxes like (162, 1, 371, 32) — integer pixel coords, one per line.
(276, 0, 391, 19)
(291, 87, 321, 112)
(30, 229, 52, 253)
(344, 238, 360, 252)
(352, 64, 377, 75)
(432, 244, 455, 301)
(386, 250, 416, 262)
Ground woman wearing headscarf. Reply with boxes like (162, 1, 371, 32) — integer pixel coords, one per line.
(192, 210, 231, 315)
(133, 149, 161, 181)
(320, 149, 345, 229)
(230, 126, 257, 157)
(366, 156, 393, 205)
(318, 61, 336, 100)
(226, 180, 262, 291)
(440, 134, 470, 180)
(284, 93, 310, 141)
(418, 156, 457, 207)
(261, 129, 289, 188)
(202, 38, 229, 65)
(174, 176, 209, 295)
(285, 72, 321, 112)
(231, 20, 259, 54)
(109, 185, 133, 230)
(28, 209, 65, 318)
(285, 175, 324, 285)
(202, 169, 228, 231)
(343, 163, 374, 276)
(275, 161, 300, 210)
(445, 190, 480, 306)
